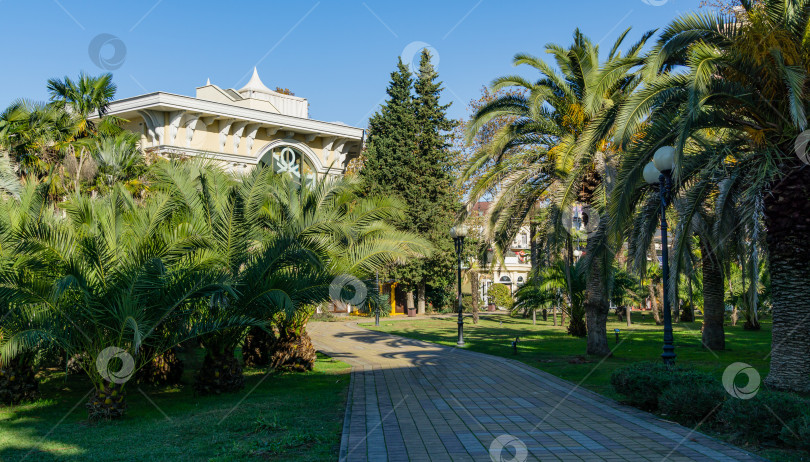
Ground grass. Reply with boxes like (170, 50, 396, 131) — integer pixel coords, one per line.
(0, 352, 350, 461)
(362, 311, 772, 399)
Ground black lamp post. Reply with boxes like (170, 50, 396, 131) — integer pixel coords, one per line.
(450, 224, 468, 346)
(643, 146, 677, 365)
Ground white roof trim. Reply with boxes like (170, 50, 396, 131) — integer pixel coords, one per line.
(100, 92, 364, 140)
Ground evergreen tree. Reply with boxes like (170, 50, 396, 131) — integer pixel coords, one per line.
(360, 53, 459, 313)
(411, 50, 458, 314)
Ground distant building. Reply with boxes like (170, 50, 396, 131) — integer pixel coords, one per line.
(469, 201, 532, 302)
(99, 68, 364, 181)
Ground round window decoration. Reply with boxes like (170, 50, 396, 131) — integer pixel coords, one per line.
(260, 145, 316, 186)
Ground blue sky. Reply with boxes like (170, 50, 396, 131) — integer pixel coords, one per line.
(1, 0, 705, 127)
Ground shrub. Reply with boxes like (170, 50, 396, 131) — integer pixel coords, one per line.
(610, 362, 718, 412)
(716, 390, 807, 446)
(610, 362, 674, 411)
(780, 412, 810, 451)
(488, 283, 513, 309)
(659, 381, 725, 426)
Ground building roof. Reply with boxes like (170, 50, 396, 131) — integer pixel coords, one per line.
(471, 201, 491, 216)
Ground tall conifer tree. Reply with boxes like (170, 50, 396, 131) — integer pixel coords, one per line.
(361, 52, 458, 313)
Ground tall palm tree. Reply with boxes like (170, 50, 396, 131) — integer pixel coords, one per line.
(463, 28, 654, 355)
(613, 0, 810, 392)
(47, 72, 120, 137)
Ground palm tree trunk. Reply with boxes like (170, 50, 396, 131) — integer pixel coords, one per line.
(194, 348, 245, 395)
(470, 271, 479, 324)
(417, 281, 426, 315)
(553, 302, 558, 326)
(0, 355, 38, 405)
(701, 242, 725, 351)
(763, 167, 810, 393)
(648, 283, 661, 325)
(530, 220, 538, 270)
(86, 380, 127, 421)
(584, 256, 611, 356)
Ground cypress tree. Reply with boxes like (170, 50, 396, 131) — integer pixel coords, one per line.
(411, 50, 458, 313)
(360, 53, 458, 313)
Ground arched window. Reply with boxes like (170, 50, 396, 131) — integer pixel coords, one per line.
(517, 276, 524, 283)
(259, 145, 316, 186)
(499, 275, 512, 283)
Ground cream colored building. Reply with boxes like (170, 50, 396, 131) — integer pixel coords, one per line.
(470, 202, 533, 301)
(102, 68, 364, 181)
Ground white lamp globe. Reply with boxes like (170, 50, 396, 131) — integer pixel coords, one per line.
(643, 161, 662, 185)
(450, 224, 468, 239)
(653, 146, 676, 172)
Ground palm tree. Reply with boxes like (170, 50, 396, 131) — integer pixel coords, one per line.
(0, 100, 77, 179)
(0, 182, 50, 405)
(0, 185, 229, 419)
(463, 28, 654, 356)
(613, 1, 810, 392)
(249, 169, 432, 369)
(151, 161, 430, 381)
(514, 259, 587, 336)
(46, 72, 119, 137)
(90, 131, 143, 191)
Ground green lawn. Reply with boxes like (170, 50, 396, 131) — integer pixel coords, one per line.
(0, 352, 350, 461)
(363, 312, 772, 400)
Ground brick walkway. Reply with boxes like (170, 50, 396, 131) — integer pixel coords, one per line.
(308, 321, 761, 462)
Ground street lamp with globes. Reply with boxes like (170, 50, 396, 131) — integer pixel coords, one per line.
(450, 224, 468, 346)
(643, 146, 677, 365)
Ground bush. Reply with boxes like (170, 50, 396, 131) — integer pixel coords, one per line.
(611, 362, 675, 411)
(781, 412, 810, 451)
(610, 362, 718, 412)
(659, 381, 725, 425)
(488, 283, 513, 309)
(716, 390, 807, 446)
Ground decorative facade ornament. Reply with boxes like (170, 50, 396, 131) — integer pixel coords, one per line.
(219, 119, 233, 152)
(232, 121, 248, 154)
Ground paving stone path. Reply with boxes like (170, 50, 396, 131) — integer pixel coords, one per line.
(308, 321, 761, 462)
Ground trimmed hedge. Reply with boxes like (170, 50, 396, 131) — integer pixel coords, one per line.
(612, 362, 810, 452)
(610, 362, 718, 412)
(716, 390, 806, 445)
(659, 381, 725, 425)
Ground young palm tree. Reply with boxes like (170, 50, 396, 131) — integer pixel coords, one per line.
(463, 28, 654, 356)
(0, 182, 50, 404)
(89, 131, 144, 191)
(254, 169, 432, 368)
(151, 161, 430, 380)
(514, 259, 587, 336)
(0, 185, 229, 419)
(613, 1, 810, 391)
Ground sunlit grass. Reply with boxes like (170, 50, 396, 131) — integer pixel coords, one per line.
(0, 353, 350, 461)
(364, 312, 772, 399)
